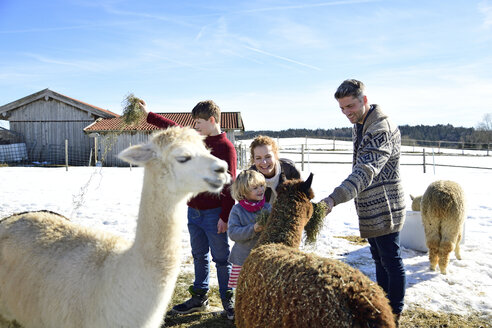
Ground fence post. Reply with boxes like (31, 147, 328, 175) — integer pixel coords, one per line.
(438, 141, 441, 153)
(129, 142, 132, 171)
(244, 144, 248, 169)
(239, 144, 244, 169)
(422, 148, 426, 173)
(94, 137, 98, 165)
(88, 148, 92, 166)
(462, 141, 465, 155)
(333, 136, 336, 151)
(488, 143, 490, 156)
(65, 139, 68, 171)
(301, 144, 305, 171)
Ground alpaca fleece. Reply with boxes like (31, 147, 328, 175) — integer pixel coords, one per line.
(421, 180, 466, 274)
(0, 126, 230, 328)
(235, 175, 395, 328)
(236, 244, 395, 328)
(410, 195, 422, 211)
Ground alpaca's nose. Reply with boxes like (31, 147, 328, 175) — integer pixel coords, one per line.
(215, 166, 226, 173)
(214, 160, 228, 174)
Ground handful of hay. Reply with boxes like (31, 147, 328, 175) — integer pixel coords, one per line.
(304, 201, 328, 244)
(255, 209, 270, 226)
(121, 93, 144, 125)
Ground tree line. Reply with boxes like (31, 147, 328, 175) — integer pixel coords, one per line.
(237, 123, 492, 149)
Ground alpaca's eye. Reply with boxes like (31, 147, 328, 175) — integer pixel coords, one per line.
(176, 156, 192, 163)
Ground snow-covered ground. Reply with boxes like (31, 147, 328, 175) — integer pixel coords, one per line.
(1, 138, 490, 321)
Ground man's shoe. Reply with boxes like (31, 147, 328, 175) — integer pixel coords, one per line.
(171, 286, 209, 314)
(394, 313, 401, 328)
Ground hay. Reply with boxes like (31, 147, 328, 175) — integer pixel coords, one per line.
(335, 235, 368, 245)
(400, 306, 490, 328)
(304, 201, 328, 244)
(254, 209, 270, 226)
(121, 93, 144, 126)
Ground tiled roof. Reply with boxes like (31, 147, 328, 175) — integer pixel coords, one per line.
(84, 112, 244, 132)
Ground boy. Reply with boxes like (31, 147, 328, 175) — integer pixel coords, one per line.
(139, 100, 236, 319)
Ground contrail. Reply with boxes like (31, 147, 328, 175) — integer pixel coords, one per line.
(233, 0, 381, 14)
(244, 46, 321, 71)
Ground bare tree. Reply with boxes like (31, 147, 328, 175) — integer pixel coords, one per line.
(473, 113, 492, 144)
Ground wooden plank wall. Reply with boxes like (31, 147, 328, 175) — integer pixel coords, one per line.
(98, 132, 151, 166)
(8, 98, 95, 165)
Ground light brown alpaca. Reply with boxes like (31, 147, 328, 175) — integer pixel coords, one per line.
(0, 127, 230, 328)
(410, 194, 422, 211)
(421, 180, 466, 274)
(235, 174, 395, 328)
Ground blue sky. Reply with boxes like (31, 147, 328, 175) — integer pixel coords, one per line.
(1, 0, 491, 131)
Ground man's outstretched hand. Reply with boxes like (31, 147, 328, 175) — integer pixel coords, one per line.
(321, 196, 335, 215)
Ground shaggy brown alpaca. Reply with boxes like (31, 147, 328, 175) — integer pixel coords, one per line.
(235, 174, 395, 328)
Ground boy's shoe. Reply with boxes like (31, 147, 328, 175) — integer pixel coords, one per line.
(222, 307, 234, 320)
(171, 286, 209, 314)
(221, 289, 234, 320)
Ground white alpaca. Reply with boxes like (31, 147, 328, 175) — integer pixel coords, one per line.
(0, 126, 230, 328)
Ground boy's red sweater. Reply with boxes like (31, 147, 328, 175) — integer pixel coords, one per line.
(147, 112, 236, 222)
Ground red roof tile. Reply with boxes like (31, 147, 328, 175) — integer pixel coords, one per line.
(84, 112, 244, 132)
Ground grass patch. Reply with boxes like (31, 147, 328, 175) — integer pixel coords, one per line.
(400, 306, 490, 328)
(334, 235, 368, 245)
(164, 271, 235, 328)
(2, 271, 488, 327)
(165, 272, 490, 327)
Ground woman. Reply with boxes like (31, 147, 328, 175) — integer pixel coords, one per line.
(248, 135, 301, 204)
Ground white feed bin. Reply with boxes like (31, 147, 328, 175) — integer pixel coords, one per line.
(400, 211, 465, 252)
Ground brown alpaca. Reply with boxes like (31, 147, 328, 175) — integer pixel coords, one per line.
(235, 174, 395, 328)
(421, 180, 466, 274)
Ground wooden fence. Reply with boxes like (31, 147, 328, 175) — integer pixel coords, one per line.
(295, 135, 492, 155)
(236, 136, 492, 172)
(280, 146, 492, 172)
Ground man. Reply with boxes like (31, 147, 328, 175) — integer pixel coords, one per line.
(322, 79, 406, 326)
(139, 100, 236, 320)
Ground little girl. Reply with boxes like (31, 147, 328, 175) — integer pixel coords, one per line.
(227, 170, 272, 289)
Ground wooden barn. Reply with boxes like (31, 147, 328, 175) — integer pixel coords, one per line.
(0, 89, 119, 165)
(84, 112, 245, 166)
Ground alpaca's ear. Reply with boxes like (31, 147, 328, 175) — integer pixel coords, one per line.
(410, 194, 415, 200)
(275, 172, 288, 193)
(118, 143, 156, 165)
(301, 173, 314, 197)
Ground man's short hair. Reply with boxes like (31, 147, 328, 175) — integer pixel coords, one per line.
(334, 79, 366, 101)
(191, 100, 221, 123)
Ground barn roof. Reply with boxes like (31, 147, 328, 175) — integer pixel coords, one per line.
(84, 112, 244, 133)
(0, 89, 119, 120)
